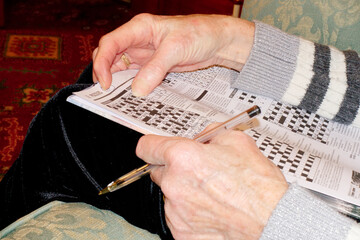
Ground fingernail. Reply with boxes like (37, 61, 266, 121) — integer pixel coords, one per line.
(99, 80, 108, 91)
(131, 88, 144, 97)
(132, 87, 146, 97)
(100, 84, 107, 91)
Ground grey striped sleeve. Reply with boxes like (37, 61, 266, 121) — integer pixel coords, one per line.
(286, 43, 360, 126)
(232, 21, 299, 101)
(333, 50, 360, 124)
(298, 43, 331, 113)
(233, 21, 360, 127)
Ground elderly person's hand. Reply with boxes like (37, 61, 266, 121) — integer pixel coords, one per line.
(136, 130, 288, 240)
(92, 14, 254, 96)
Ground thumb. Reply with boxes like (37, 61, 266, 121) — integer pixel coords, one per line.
(131, 41, 183, 97)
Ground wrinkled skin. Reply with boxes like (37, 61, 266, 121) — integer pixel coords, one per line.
(93, 14, 288, 239)
(92, 13, 254, 96)
(136, 130, 287, 240)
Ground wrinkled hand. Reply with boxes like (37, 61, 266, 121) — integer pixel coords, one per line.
(92, 14, 254, 96)
(136, 130, 288, 240)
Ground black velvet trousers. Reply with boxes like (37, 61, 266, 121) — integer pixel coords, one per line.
(0, 63, 172, 239)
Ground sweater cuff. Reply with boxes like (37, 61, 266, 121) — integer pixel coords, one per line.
(232, 21, 299, 100)
(260, 184, 354, 240)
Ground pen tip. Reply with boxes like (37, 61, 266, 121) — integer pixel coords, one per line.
(98, 187, 110, 195)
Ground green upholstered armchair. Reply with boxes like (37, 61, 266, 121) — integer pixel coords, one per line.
(0, 201, 160, 239)
(241, 0, 360, 53)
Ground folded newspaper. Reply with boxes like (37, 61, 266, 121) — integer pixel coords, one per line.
(67, 67, 360, 220)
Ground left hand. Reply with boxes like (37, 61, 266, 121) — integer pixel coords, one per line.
(136, 130, 288, 240)
(92, 14, 254, 95)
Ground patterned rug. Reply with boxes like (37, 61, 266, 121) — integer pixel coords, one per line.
(0, 0, 134, 181)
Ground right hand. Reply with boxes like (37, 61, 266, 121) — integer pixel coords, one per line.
(136, 130, 288, 239)
(92, 14, 255, 96)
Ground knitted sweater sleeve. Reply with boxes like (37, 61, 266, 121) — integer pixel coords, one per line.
(260, 184, 360, 240)
(232, 22, 360, 239)
(232, 21, 360, 128)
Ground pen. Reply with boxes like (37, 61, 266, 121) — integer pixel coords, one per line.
(98, 105, 261, 195)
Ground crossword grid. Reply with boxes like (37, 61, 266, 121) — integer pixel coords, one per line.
(238, 92, 257, 104)
(249, 129, 318, 182)
(160, 78, 176, 88)
(263, 102, 330, 144)
(104, 88, 209, 138)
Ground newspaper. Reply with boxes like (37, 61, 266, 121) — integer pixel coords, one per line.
(67, 67, 360, 219)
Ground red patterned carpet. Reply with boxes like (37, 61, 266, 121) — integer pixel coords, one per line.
(0, 0, 134, 181)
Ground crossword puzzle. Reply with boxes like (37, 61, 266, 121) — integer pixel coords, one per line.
(249, 129, 318, 182)
(161, 78, 176, 88)
(350, 171, 360, 198)
(263, 101, 330, 144)
(238, 91, 258, 104)
(104, 87, 209, 138)
(352, 171, 360, 187)
(166, 67, 219, 89)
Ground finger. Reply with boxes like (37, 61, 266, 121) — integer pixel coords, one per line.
(136, 135, 180, 186)
(193, 122, 222, 140)
(131, 39, 184, 97)
(93, 34, 121, 90)
(93, 49, 133, 85)
(202, 122, 222, 133)
(92, 47, 99, 83)
(93, 14, 155, 90)
(136, 135, 183, 165)
(137, 135, 200, 187)
(109, 53, 128, 71)
(209, 129, 252, 147)
(148, 165, 164, 187)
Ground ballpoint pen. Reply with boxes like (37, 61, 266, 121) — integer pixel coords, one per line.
(98, 105, 261, 195)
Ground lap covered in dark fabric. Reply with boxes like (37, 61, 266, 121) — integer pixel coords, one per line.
(0, 63, 172, 239)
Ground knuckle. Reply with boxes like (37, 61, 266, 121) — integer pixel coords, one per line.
(159, 140, 203, 199)
(145, 61, 167, 78)
(163, 140, 198, 167)
(98, 34, 111, 47)
(132, 13, 155, 25)
(213, 130, 256, 150)
(229, 130, 254, 143)
(162, 180, 180, 199)
(163, 140, 187, 159)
